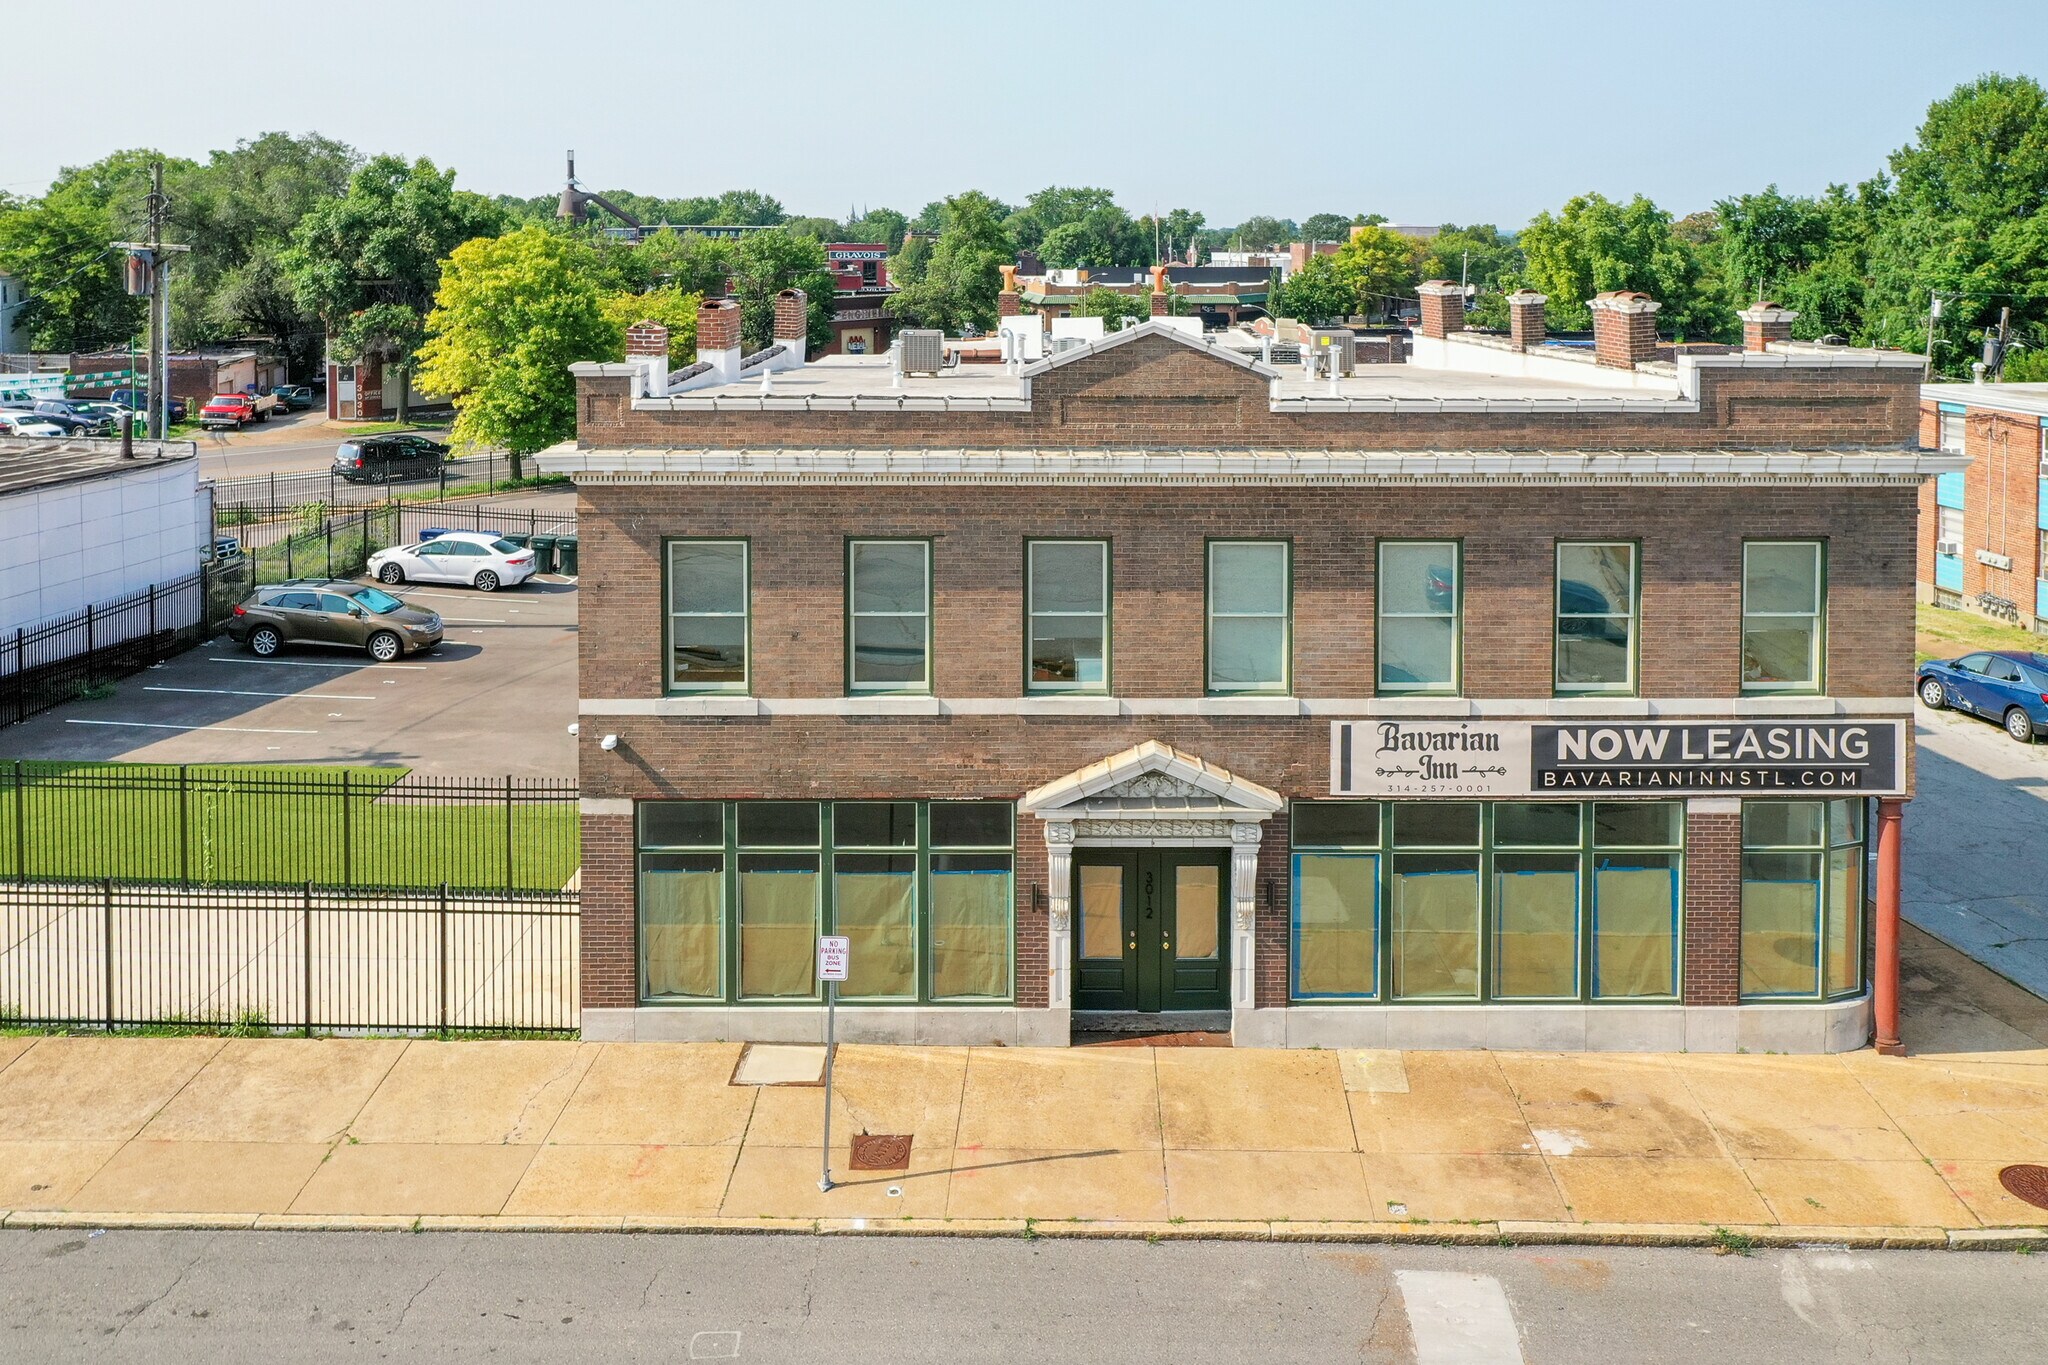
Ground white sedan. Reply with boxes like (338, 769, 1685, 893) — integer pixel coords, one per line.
(0, 413, 67, 437)
(369, 531, 537, 592)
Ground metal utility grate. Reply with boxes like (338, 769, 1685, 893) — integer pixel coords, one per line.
(1997, 1164, 2048, 1211)
(849, 1134, 912, 1171)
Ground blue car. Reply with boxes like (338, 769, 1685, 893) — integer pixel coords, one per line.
(1917, 649, 2048, 743)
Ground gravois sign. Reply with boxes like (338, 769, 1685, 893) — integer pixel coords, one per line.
(1331, 720, 1905, 798)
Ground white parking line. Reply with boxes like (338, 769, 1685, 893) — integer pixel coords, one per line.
(439, 618, 505, 624)
(1395, 1271, 1526, 1365)
(65, 719, 319, 735)
(145, 686, 375, 701)
(206, 656, 428, 670)
(393, 589, 531, 602)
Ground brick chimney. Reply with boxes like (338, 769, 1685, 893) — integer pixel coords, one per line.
(1416, 280, 1466, 339)
(997, 263, 1020, 318)
(1738, 300, 1798, 353)
(773, 288, 808, 366)
(1150, 264, 1170, 318)
(697, 298, 742, 384)
(1506, 291, 1547, 350)
(1587, 290, 1660, 369)
(624, 320, 669, 396)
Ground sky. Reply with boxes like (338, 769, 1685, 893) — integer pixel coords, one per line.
(10, 0, 2048, 227)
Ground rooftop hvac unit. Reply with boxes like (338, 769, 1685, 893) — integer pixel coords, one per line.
(1308, 328, 1355, 376)
(898, 329, 945, 376)
(1049, 335, 1087, 355)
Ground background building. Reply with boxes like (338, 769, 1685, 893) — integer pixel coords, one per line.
(1916, 380, 2048, 632)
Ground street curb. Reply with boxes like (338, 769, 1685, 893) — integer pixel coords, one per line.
(3, 1210, 2041, 1249)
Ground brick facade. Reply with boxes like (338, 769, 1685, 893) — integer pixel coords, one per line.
(1915, 394, 2047, 626)
(1681, 809, 1740, 1006)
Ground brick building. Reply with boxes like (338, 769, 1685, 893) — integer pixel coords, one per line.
(1914, 380, 2048, 630)
(540, 287, 1953, 1053)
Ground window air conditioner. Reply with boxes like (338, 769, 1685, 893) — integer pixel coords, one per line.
(1935, 538, 1962, 557)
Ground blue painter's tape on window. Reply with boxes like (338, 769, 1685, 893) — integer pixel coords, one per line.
(1938, 402, 1968, 414)
(1936, 471, 1966, 509)
(1936, 555, 1965, 591)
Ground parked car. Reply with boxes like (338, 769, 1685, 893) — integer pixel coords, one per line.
(1918, 650, 2048, 743)
(334, 433, 449, 484)
(1, 402, 100, 436)
(107, 389, 188, 422)
(271, 385, 316, 411)
(0, 413, 66, 437)
(199, 392, 281, 429)
(224, 580, 443, 662)
(30, 398, 116, 433)
(369, 531, 536, 592)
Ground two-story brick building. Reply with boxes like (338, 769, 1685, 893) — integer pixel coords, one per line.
(540, 287, 1955, 1054)
(1915, 379, 2048, 630)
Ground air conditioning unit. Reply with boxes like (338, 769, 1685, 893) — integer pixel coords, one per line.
(1936, 538, 1962, 557)
(1309, 328, 1355, 376)
(1049, 335, 1087, 355)
(897, 329, 945, 376)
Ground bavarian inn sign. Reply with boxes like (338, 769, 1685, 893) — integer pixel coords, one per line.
(1331, 719, 1906, 798)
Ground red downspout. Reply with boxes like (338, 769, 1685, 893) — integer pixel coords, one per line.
(1873, 797, 1906, 1055)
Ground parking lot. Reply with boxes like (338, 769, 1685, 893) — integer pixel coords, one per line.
(0, 577, 578, 777)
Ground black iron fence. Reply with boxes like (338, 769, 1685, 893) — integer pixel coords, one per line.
(0, 572, 217, 728)
(215, 498, 576, 572)
(210, 452, 557, 510)
(0, 762, 581, 895)
(0, 880, 578, 1035)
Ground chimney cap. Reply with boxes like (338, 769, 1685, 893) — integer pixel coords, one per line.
(1415, 279, 1464, 296)
(1505, 290, 1548, 305)
(1588, 290, 1661, 314)
(1737, 300, 1799, 320)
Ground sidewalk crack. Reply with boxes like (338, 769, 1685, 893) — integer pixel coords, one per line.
(112, 1233, 211, 1340)
(395, 1265, 445, 1332)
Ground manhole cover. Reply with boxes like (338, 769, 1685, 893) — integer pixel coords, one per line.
(849, 1134, 912, 1171)
(1998, 1163, 2048, 1211)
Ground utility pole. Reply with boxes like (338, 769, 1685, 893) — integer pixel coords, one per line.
(1994, 305, 2011, 381)
(1923, 289, 1942, 369)
(113, 162, 188, 440)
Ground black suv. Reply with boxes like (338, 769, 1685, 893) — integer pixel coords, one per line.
(334, 434, 449, 484)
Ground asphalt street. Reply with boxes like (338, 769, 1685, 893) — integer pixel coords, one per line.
(0, 1231, 2039, 1363)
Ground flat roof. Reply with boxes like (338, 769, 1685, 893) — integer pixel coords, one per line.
(1923, 381, 2048, 420)
(0, 438, 196, 498)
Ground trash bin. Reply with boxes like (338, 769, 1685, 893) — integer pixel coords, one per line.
(556, 535, 579, 577)
(530, 534, 559, 575)
(420, 527, 452, 542)
(500, 532, 531, 549)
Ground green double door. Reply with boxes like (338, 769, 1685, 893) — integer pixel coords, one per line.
(1073, 850, 1230, 1013)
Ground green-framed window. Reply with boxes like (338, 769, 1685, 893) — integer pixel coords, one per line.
(1288, 800, 1682, 1003)
(1377, 541, 1460, 694)
(1555, 542, 1638, 695)
(1026, 539, 1109, 693)
(1207, 540, 1290, 694)
(636, 800, 1014, 1005)
(666, 540, 749, 691)
(847, 540, 931, 693)
(1742, 541, 1825, 694)
(1740, 798, 1867, 1001)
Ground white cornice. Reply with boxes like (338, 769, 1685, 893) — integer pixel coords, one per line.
(535, 444, 1963, 487)
(579, 696, 1916, 720)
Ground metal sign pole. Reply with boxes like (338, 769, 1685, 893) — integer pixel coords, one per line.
(819, 977, 837, 1192)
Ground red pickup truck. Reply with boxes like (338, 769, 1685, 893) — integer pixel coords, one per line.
(198, 392, 281, 430)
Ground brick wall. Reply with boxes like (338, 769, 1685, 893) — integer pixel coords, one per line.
(577, 483, 1919, 705)
(1255, 809, 1291, 1007)
(577, 332, 1923, 452)
(1681, 808, 1740, 1005)
(581, 812, 636, 1008)
(1961, 408, 2044, 621)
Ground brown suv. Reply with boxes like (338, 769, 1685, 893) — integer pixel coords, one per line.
(224, 580, 444, 662)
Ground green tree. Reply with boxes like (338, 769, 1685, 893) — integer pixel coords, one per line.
(710, 189, 785, 225)
(1069, 287, 1148, 328)
(844, 207, 909, 249)
(1227, 216, 1295, 250)
(1714, 186, 1831, 302)
(1158, 208, 1206, 263)
(597, 286, 700, 367)
(727, 229, 835, 353)
(1332, 224, 1424, 318)
(1005, 186, 1120, 253)
(1419, 223, 1523, 328)
(887, 190, 1013, 334)
(1299, 213, 1354, 243)
(1517, 192, 1717, 337)
(0, 149, 174, 352)
(1276, 254, 1356, 324)
(633, 229, 737, 298)
(416, 226, 614, 472)
(782, 215, 844, 242)
(282, 155, 504, 422)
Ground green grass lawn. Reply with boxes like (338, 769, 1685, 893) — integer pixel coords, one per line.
(1916, 603, 2046, 665)
(0, 763, 578, 894)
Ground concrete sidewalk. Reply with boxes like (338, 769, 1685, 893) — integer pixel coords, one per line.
(0, 926, 2043, 1246)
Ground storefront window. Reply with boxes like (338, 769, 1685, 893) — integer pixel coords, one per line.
(635, 800, 1013, 1005)
(1207, 541, 1290, 693)
(1027, 540, 1109, 692)
(666, 541, 749, 691)
(1741, 799, 1867, 1000)
(1742, 542, 1824, 693)
(1555, 542, 1638, 694)
(1377, 541, 1460, 694)
(1289, 800, 1683, 1005)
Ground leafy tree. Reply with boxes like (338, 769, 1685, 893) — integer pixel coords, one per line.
(908, 200, 950, 234)
(843, 207, 909, 250)
(1714, 186, 1831, 302)
(1420, 223, 1523, 328)
(890, 233, 934, 287)
(166, 132, 359, 375)
(0, 149, 173, 352)
(597, 286, 700, 367)
(709, 189, 785, 225)
(1517, 192, 1718, 337)
(282, 155, 503, 422)
(1228, 216, 1295, 250)
(1069, 287, 1148, 328)
(2002, 347, 2048, 381)
(782, 215, 844, 242)
(1299, 213, 1354, 243)
(1332, 224, 1424, 318)
(1006, 186, 1120, 253)
(633, 229, 736, 298)
(1149, 208, 1206, 264)
(416, 226, 614, 472)
(1276, 254, 1356, 324)
(1039, 206, 1146, 270)
(887, 190, 1013, 334)
(726, 229, 835, 353)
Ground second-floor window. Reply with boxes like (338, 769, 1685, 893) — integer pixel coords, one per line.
(1555, 542, 1637, 694)
(1378, 541, 1460, 694)
(1742, 541, 1824, 693)
(667, 540, 748, 691)
(848, 540, 931, 693)
(1207, 540, 1290, 693)
(1938, 410, 1965, 453)
(1027, 540, 1109, 692)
